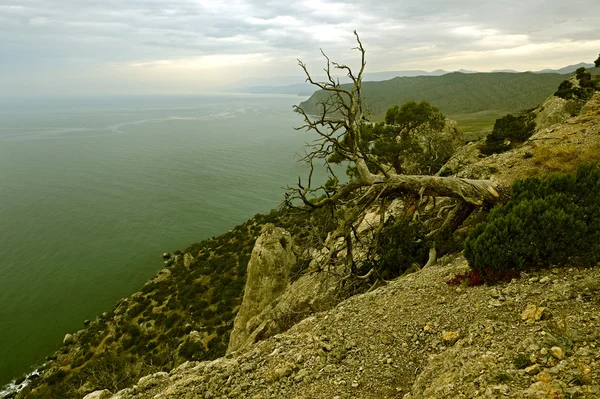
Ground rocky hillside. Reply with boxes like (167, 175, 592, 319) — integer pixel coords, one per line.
(7, 209, 335, 399)
(79, 255, 600, 399)
(6, 81, 600, 399)
(80, 91, 600, 399)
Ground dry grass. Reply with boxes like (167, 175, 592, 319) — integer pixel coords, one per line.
(529, 143, 600, 175)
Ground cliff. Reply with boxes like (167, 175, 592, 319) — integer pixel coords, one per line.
(81, 255, 600, 399)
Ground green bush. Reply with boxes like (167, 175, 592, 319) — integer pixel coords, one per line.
(481, 113, 535, 155)
(366, 217, 430, 279)
(555, 68, 599, 101)
(465, 163, 600, 275)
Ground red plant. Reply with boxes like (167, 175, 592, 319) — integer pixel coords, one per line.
(446, 268, 520, 287)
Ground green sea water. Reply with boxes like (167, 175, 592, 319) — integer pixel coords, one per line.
(0, 94, 320, 387)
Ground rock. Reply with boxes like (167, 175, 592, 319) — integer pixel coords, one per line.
(137, 371, 169, 390)
(183, 253, 194, 268)
(294, 368, 308, 382)
(83, 390, 112, 399)
(524, 380, 566, 399)
(441, 331, 460, 345)
(537, 371, 552, 383)
(162, 252, 171, 259)
(533, 95, 570, 131)
(521, 305, 548, 324)
(549, 346, 564, 360)
(63, 333, 74, 345)
(227, 225, 296, 353)
(272, 364, 293, 380)
(525, 364, 541, 375)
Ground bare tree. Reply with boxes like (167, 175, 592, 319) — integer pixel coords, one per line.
(287, 31, 508, 275)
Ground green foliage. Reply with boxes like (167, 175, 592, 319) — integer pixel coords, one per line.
(465, 163, 600, 275)
(366, 217, 430, 279)
(595, 54, 600, 68)
(554, 79, 580, 100)
(328, 101, 461, 176)
(300, 71, 568, 119)
(555, 67, 599, 101)
(371, 101, 448, 174)
(177, 338, 206, 361)
(564, 99, 583, 117)
(481, 113, 535, 155)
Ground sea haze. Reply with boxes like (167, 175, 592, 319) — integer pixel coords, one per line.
(0, 93, 325, 387)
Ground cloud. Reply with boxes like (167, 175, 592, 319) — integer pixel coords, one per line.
(1, 0, 599, 95)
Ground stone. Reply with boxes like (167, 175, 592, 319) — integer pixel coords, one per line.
(83, 390, 112, 399)
(536, 371, 552, 383)
(525, 364, 541, 375)
(272, 365, 292, 381)
(441, 331, 460, 345)
(137, 371, 169, 390)
(521, 305, 547, 324)
(549, 346, 564, 360)
(294, 368, 307, 382)
(183, 253, 194, 268)
(162, 252, 171, 259)
(227, 225, 296, 353)
(63, 333, 74, 345)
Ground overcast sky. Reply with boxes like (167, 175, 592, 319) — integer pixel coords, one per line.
(1, 0, 599, 95)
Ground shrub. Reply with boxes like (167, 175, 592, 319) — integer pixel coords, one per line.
(555, 68, 599, 101)
(366, 217, 430, 279)
(465, 163, 600, 276)
(178, 338, 205, 361)
(481, 113, 535, 155)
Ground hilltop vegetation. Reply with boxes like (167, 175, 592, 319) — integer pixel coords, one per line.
(299, 67, 600, 131)
(13, 208, 336, 399)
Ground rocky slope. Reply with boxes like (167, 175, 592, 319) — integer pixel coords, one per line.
(78, 94, 600, 399)
(84, 255, 600, 399)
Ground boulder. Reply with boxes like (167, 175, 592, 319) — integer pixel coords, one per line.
(82, 390, 111, 399)
(227, 224, 296, 353)
(63, 333, 74, 345)
(183, 253, 194, 268)
(533, 95, 569, 131)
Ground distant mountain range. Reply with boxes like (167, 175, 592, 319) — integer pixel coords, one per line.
(534, 62, 594, 74)
(299, 66, 600, 120)
(236, 62, 596, 96)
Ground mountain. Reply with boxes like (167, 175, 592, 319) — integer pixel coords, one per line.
(298, 71, 569, 120)
(236, 69, 450, 95)
(239, 63, 597, 97)
(534, 62, 595, 74)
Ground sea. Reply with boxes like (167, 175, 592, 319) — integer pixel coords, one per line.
(0, 93, 327, 390)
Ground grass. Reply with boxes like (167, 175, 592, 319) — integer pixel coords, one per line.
(530, 143, 600, 175)
(369, 109, 507, 141)
(447, 109, 510, 137)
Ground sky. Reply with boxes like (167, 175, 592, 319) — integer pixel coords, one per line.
(1, 0, 600, 95)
